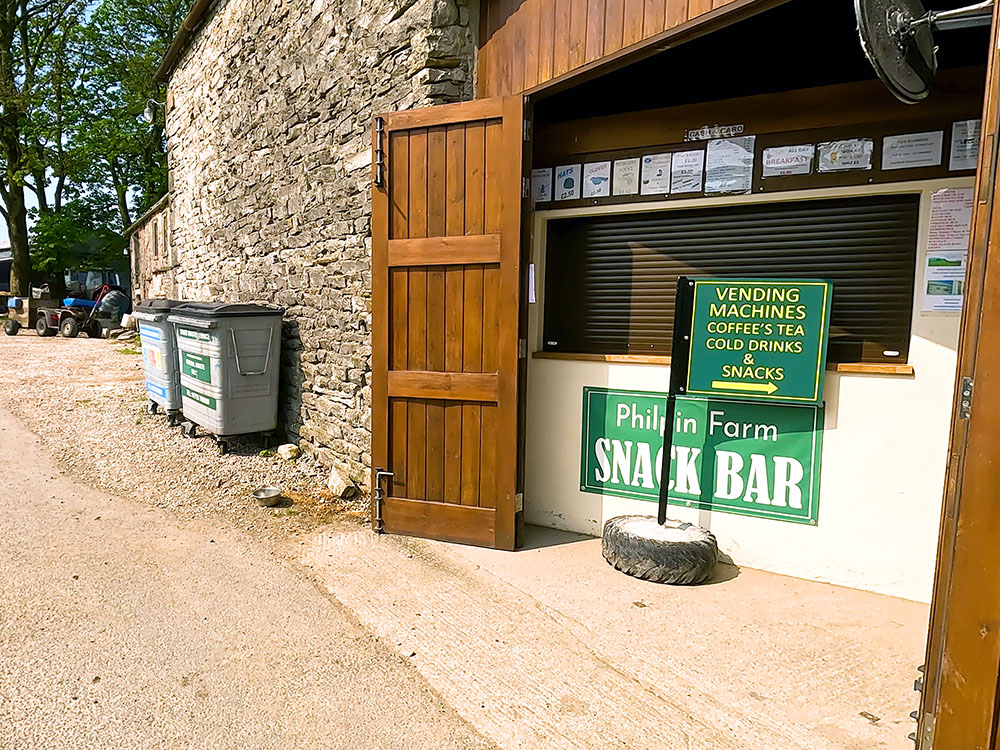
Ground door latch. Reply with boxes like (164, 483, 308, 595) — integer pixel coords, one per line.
(374, 469, 393, 533)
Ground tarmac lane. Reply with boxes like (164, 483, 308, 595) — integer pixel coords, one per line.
(0, 403, 492, 750)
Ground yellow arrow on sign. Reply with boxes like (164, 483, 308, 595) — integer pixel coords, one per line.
(710, 380, 779, 395)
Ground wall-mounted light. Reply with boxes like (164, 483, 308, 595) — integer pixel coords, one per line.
(143, 98, 166, 124)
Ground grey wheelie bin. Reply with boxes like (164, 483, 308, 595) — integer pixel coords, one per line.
(167, 302, 284, 453)
(135, 299, 186, 423)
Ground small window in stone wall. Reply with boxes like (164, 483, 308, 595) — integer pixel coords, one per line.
(161, 212, 170, 266)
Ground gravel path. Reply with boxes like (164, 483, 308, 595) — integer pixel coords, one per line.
(0, 331, 365, 541)
(0, 396, 491, 749)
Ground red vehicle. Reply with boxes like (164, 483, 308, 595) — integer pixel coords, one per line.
(33, 285, 130, 339)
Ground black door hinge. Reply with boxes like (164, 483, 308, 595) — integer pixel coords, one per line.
(374, 116, 386, 188)
(960, 376, 974, 419)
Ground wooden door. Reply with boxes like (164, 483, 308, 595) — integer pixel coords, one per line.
(371, 97, 524, 550)
(920, 5, 1000, 747)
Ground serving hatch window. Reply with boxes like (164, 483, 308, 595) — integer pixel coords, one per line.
(542, 194, 920, 364)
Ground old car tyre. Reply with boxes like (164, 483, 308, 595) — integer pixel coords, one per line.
(36, 315, 54, 337)
(602, 515, 719, 585)
(83, 320, 101, 338)
(60, 318, 79, 338)
(4, 319, 20, 336)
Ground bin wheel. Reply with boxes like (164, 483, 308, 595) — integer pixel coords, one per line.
(261, 432, 274, 450)
(181, 422, 197, 439)
(147, 400, 158, 415)
(4, 319, 20, 336)
(216, 440, 229, 456)
(60, 318, 79, 338)
(167, 413, 180, 427)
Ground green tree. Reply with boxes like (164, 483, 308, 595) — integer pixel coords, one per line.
(0, 0, 184, 295)
(0, 0, 85, 295)
(74, 0, 185, 227)
(29, 191, 126, 297)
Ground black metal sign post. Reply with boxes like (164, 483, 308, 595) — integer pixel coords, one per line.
(658, 277, 695, 525)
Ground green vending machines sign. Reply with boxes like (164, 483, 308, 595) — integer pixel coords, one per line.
(580, 388, 824, 525)
(681, 279, 832, 405)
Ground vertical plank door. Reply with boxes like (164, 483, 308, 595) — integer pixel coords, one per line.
(919, 4, 1000, 748)
(372, 97, 524, 550)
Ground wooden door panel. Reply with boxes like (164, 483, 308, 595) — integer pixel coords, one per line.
(373, 96, 523, 549)
(387, 236, 502, 266)
(381, 496, 496, 547)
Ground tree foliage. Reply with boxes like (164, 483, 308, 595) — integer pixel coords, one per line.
(0, 0, 185, 294)
(30, 193, 125, 276)
(72, 0, 186, 227)
(0, 0, 85, 294)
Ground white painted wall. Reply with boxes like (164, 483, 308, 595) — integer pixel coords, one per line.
(524, 180, 970, 603)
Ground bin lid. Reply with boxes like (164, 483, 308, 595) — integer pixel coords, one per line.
(136, 299, 186, 313)
(171, 302, 284, 319)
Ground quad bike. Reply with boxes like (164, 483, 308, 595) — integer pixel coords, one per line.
(33, 299, 103, 338)
(33, 285, 131, 338)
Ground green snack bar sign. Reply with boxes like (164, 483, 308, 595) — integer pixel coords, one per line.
(580, 388, 823, 525)
(684, 279, 832, 405)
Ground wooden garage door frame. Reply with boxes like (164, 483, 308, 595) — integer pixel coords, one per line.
(371, 96, 525, 551)
(919, 5, 1000, 748)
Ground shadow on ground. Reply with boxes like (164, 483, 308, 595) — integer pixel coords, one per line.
(519, 524, 595, 550)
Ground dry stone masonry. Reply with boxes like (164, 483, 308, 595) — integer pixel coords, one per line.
(164, 0, 477, 488)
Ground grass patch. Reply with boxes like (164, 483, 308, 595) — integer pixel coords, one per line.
(116, 346, 142, 355)
(259, 449, 276, 457)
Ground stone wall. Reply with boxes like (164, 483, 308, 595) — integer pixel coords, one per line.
(165, 0, 477, 487)
(130, 199, 175, 303)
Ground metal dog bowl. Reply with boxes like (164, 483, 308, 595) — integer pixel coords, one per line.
(253, 486, 283, 507)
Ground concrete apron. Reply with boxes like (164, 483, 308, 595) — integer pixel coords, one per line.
(301, 525, 925, 750)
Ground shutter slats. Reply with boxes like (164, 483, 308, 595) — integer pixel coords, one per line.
(543, 194, 920, 362)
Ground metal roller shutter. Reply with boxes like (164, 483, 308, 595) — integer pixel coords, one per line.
(542, 193, 920, 364)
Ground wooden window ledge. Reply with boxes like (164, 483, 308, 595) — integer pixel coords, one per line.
(833, 362, 914, 376)
(532, 352, 672, 365)
(533, 351, 915, 376)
